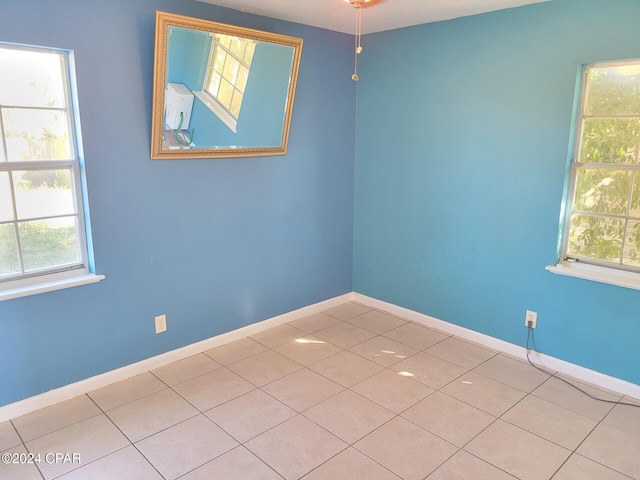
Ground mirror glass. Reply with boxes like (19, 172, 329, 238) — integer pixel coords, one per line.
(151, 11, 303, 159)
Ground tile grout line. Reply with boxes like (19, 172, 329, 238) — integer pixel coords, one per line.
(84, 392, 168, 480)
(7, 302, 638, 479)
(278, 310, 517, 479)
(251, 309, 427, 478)
(7, 417, 46, 480)
(195, 311, 638, 478)
(369, 324, 562, 478)
(15, 393, 118, 480)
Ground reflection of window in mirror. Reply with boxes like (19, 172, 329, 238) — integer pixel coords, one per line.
(151, 11, 303, 159)
(194, 35, 255, 133)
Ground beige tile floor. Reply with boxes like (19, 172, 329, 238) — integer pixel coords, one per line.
(1, 302, 639, 480)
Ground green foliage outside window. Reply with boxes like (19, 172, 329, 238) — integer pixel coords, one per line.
(0, 221, 78, 275)
(566, 63, 640, 269)
(0, 43, 85, 282)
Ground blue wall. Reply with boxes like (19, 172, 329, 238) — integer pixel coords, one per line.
(3, 0, 639, 409)
(166, 27, 212, 91)
(0, 0, 356, 407)
(353, 0, 640, 385)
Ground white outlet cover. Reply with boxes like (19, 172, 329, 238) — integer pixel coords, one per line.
(525, 310, 537, 328)
(155, 314, 167, 334)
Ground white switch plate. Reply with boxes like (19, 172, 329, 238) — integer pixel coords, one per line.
(155, 314, 167, 334)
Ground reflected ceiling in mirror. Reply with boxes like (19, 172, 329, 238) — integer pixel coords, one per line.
(151, 11, 303, 159)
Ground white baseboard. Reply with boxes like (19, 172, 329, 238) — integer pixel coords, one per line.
(3, 290, 637, 423)
(0, 293, 352, 423)
(351, 292, 640, 400)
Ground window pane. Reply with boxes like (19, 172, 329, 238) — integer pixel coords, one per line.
(631, 173, 640, 217)
(579, 118, 639, 164)
(244, 42, 255, 64)
(585, 65, 640, 116)
(567, 214, 623, 262)
(0, 47, 65, 108)
(213, 47, 225, 74)
(230, 91, 242, 118)
(0, 223, 20, 277)
(623, 220, 640, 266)
(206, 71, 221, 97)
(13, 169, 75, 220)
(19, 216, 80, 272)
(2, 108, 71, 161)
(0, 172, 14, 221)
(573, 168, 631, 215)
(237, 65, 249, 93)
(218, 79, 234, 109)
(229, 37, 246, 59)
(223, 56, 240, 84)
(218, 35, 231, 49)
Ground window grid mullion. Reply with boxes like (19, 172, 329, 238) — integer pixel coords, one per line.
(570, 210, 628, 220)
(7, 171, 26, 275)
(13, 212, 80, 225)
(0, 104, 8, 162)
(0, 104, 25, 274)
(216, 39, 250, 70)
(583, 113, 640, 120)
(620, 105, 640, 266)
(575, 162, 640, 170)
(620, 218, 629, 265)
(1, 105, 67, 113)
(0, 161, 76, 173)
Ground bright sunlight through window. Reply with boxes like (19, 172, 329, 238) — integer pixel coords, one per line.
(201, 34, 255, 132)
(562, 61, 640, 272)
(0, 43, 92, 290)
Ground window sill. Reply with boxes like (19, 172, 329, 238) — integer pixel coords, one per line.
(546, 261, 640, 291)
(0, 273, 105, 302)
(193, 91, 238, 133)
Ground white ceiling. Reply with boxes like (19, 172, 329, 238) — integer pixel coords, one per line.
(196, 0, 550, 34)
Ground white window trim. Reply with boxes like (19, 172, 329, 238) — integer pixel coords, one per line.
(193, 90, 237, 133)
(0, 269, 105, 302)
(0, 43, 102, 300)
(546, 261, 640, 291)
(553, 60, 640, 287)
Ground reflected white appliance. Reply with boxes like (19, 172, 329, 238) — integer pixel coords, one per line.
(165, 82, 194, 130)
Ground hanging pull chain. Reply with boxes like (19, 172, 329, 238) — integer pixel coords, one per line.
(352, 6, 362, 81)
(346, 0, 377, 81)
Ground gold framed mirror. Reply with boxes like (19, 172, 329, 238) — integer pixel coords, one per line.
(151, 11, 303, 159)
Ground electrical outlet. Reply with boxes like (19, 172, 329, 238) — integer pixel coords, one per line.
(525, 310, 537, 329)
(155, 314, 167, 334)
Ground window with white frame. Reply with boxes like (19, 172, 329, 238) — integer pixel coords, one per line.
(561, 61, 640, 272)
(0, 43, 96, 295)
(197, 34, 255, 132)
